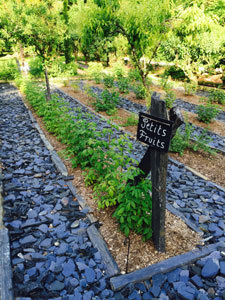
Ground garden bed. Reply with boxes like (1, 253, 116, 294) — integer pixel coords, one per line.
(24, 98, 202, 273)
(59, 83, 225, 188)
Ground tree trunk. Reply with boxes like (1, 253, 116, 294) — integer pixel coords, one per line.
(64, 38, 73, 64)
(15, 59, 21, 73)
(44, 66, 51, 101)
(20, 44, 25, 67)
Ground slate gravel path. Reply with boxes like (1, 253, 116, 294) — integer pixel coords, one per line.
(0, 83, 225, 299)
(0, 84, 115, 299)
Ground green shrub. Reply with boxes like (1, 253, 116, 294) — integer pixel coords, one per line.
(90, 88, 119, 114)
(197, 103, 219, 123)
(0, 59, 19, 80)
(93, 73, 102, 84)
(113, 174, 152, 241)
(63, 79, 70, 87)
(86, 62, 103, 83)
(117, 76, 129, 93)
(29, 57, 44, 78)
(184, 82, 197, 96)
(113, 65, 125, 79)
(64, 61, 78, 76)
(103, 74, 115, 88)
(209, 89, 225, 105)
(160, 75, 173, 91)
(133, 83, 146, 99)
(14, 74, 24, 88)
(48, 58, 77, 77)
(170, 123, 193, 155)
(128, 68, 142, 82)
(164, 66, 187, 81)
(48, 58, 65, 77)
(164, 90, 176, 109)
(70, 82, 79, 92)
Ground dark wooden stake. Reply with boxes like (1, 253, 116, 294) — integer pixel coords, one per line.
(127, 92, 184, 252)
(150, 94, 168, 252)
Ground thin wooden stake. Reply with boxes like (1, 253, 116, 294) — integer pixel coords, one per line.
(150, 94, 168, 252)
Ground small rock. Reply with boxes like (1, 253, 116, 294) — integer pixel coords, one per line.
(40, 238, 52, 249)
(201, 258, 220, 278)
(84, 267, 95, 284)
(9, 220, 22, 229)
(62, 259, 75, 277)
(207, 287, 215, 297)
(149, 284, 160, 297)
(199, 215, 210, 224)
(71, 220, 80, 228)
(47, 280, 65, 291)
(69, 277, 79, 287)
(38, 224, 49, 233)
(76, 262, 87, 271)
(197, 292, 210, 300)
(61, 197, 69, 206)
(19, 235, 36, 245)
(191, 275, 203, 288)
(83, 290, 94, 300)
(56, 242, 68, 255)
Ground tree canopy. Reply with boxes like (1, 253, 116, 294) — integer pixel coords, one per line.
(0, 0, 224, 87)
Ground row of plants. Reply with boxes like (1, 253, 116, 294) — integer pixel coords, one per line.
(195, 89, 224, 124)
(84, 80, 221, 127)
(86, 61, 225, 104)
(84, 81, 216, 156)
(61, 75, 217, 157)
(16, 77, 153, 241)
(86, 62, 147, 100)
(82, 81, 215, 156)
(85, 62, 224, 125)
(4, 55, 223, 127)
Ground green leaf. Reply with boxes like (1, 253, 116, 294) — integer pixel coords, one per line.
(124, 226, 130, 237)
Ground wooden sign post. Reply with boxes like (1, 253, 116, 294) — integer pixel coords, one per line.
(149, 95, 169, 252)
(135, 92, 184, 252)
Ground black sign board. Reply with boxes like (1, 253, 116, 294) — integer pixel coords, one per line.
(137, 112, 173, 152)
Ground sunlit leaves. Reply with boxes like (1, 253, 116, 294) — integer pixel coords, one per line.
(1, 0, 66, 59)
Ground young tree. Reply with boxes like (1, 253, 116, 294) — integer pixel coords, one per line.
(68, 0, 119, 65)
(158, 0, 225, 79)
(1, 0, 66, 100)
(117, 0, 173, 87)
(174, 2, 225, 77)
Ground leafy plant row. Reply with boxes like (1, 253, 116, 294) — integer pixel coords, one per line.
(17, 78, 153, 241)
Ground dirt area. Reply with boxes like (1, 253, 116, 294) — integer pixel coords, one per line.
(22, 98, 203, 273)
(60, 85, 225, 188)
